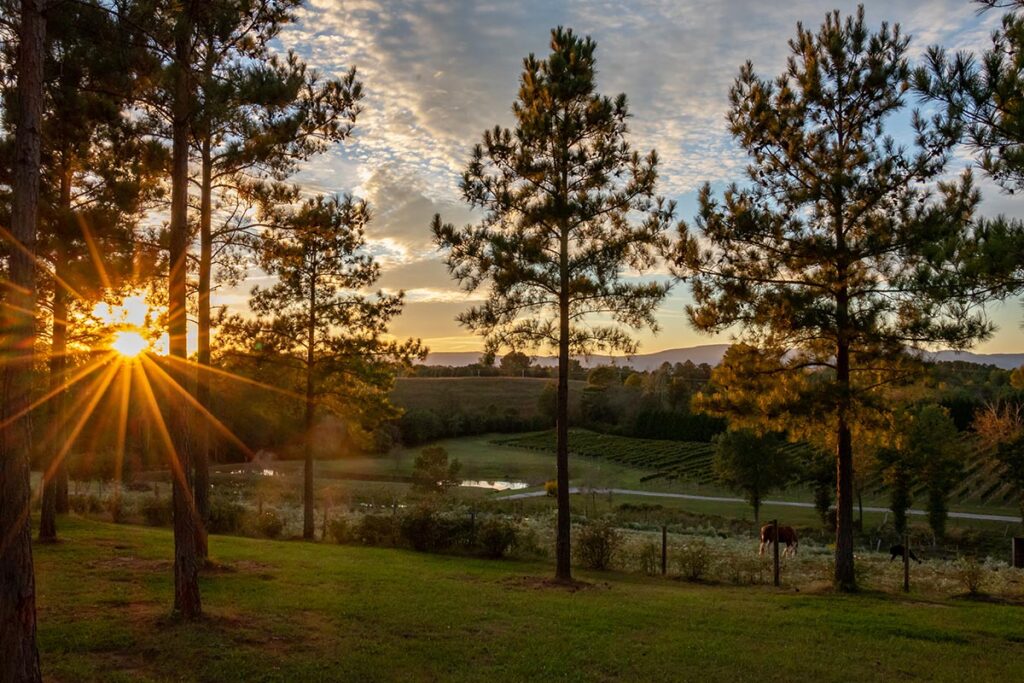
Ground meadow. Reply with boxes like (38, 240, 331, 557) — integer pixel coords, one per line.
(33, 516, 1024, 682)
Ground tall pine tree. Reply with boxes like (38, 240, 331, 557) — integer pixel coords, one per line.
(433, 27, 673, 581)
(672, 8, 994, 590)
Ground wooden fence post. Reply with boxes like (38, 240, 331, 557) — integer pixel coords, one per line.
(661, 525, 668, 576)
(772, 519, 780, 587)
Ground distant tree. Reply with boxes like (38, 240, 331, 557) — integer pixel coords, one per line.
(875, 446, 915, 538)
(586, 365, 619, 388)
(411, 446, 462, 494)
(712, 429, 793, 525)
(0, 0, 46, 677)
(974, 401, 1024, 527)
(537, 381, 558, 427)
(500, 351, 531, 376)
(1011, 365, 1024, 390)
(433, 27, 674, 581)
(673, 9, 996, 590)
(225, 194, 424, 539)
(909, 405, 963, 539)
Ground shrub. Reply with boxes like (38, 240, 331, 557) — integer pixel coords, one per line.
(575, 519, 622, 570)
(676, 539, 710, 581)
(255, 510, 284, 539)
(329, 518, 351, 544)
(477, 517, 518, 559)
(635, 539, 661, 576)
(70, 494, 104, 515)
(206, 498, 246, 534)
(355, 514, 399, 546)
(400, 505, 445, 551)
(141, 497, 173, 527)
(510, 523, 546, 559)
(544, 480, 558, 497)
(399, 505, 475, 552)
(955, 556, 986, 595)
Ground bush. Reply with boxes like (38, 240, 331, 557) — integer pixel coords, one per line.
(544, 480, 558, 497)
(355, 514, 399, 546)
(399, 505, 476, 553)
(141, 497, 173, 527)
(329, 518, 351, 544)
(206, 498, 246, 534)
(70, 494, 104, 515)
(477, 517, 518, 559)
(676, 539, 710, 581)
(635, 539, 661, 576)
(955, 556, 986, 595)
(575, 519, 622, 570)
(255, 510, 284, 539)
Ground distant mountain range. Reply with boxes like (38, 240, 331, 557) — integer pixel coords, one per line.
(421, 344, 1024, 371)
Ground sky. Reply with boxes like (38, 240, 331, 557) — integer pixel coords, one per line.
(213, 0, 1024, 356)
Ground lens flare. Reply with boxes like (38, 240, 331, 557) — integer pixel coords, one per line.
(111, 330, 148, 358)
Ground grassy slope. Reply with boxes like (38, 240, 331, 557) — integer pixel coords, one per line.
(37, 517, 1024, 682)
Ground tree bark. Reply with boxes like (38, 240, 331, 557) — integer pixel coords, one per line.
(834, 328, 856, 591)
(303, 269, 316, 540)
(168, 6, 201, 619)
(0, 0, 46, 679)
(554, 233, 572, 581)
(39, 167, 73, 544)
(194, 137, 212, 561)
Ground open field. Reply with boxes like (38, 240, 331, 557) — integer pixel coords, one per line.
(34, 517, 1024, 682)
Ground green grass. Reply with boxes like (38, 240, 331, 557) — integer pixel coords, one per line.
(35, 516, 1024, 682)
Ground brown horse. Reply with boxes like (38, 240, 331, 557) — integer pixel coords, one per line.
(759, 523, 798, 557)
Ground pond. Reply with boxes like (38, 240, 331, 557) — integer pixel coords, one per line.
(459, 480, 530, 491)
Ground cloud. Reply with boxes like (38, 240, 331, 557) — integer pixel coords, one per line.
(265, 0, 1023, 353)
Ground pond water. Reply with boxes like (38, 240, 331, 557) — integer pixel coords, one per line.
(228, 468, 278, 477)
(460, 480, 530, 491)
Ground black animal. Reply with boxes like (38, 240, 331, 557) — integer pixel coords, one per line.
(889, 544, 922, 564)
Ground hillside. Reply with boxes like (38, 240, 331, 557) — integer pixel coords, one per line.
(33, 517, 1024, 682)
(422, 344, 1024, 370)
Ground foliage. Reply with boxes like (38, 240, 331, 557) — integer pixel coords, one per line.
(574, 519, 622, 570)
(206, 497, 247, 535)
(477, 518, 519, 559)
(354, 514, 399, 547)
(712, 429, 794, 523)
(544, 479, 558, 497)
(255, 510, 285, 539)
(954, 556, 986, 595)
(411, 446, 462, 494)
(329, 518, 350, 545)
(433, 26, 674, 580)
(675, 539, 711, 582)
(973, 401, 1024, 523)
(673, 8, 996, 589)
(141, 497, 173, 527)
(910, 405, 964, 539)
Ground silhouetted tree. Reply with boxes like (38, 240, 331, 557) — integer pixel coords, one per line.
(433, 27, 673, 581)
(188, 2, 362, 557)
(673, 8, 994, 590)
(411, 446, 462, 494)
(226, 194, 423, 539)
(0, 0, 45, 678)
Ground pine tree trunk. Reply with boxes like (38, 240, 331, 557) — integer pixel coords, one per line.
(194, 140, 213, 561)
(169, 8, 201, 619)
(40, 169, 72, 544)
(303, 277, 316, 540)
(0, 0, 45, 679)
(555, 246, 572, 580)
(834, 333, 856, 591)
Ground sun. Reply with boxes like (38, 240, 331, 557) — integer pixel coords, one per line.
(111, 330, 149, 358)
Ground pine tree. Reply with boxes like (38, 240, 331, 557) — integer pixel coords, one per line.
(672, 8, 994, 590)
(27, 0, 163, 543)
(0, 0, 45, 678)
(433, 27, 673, 581)
(225, 194, 424, 539)
(188, 1, 362, 557)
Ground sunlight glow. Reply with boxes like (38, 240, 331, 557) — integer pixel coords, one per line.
(111, 330, 148, 358)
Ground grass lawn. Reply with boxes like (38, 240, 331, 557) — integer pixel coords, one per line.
(35, 517, 1024, 682)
